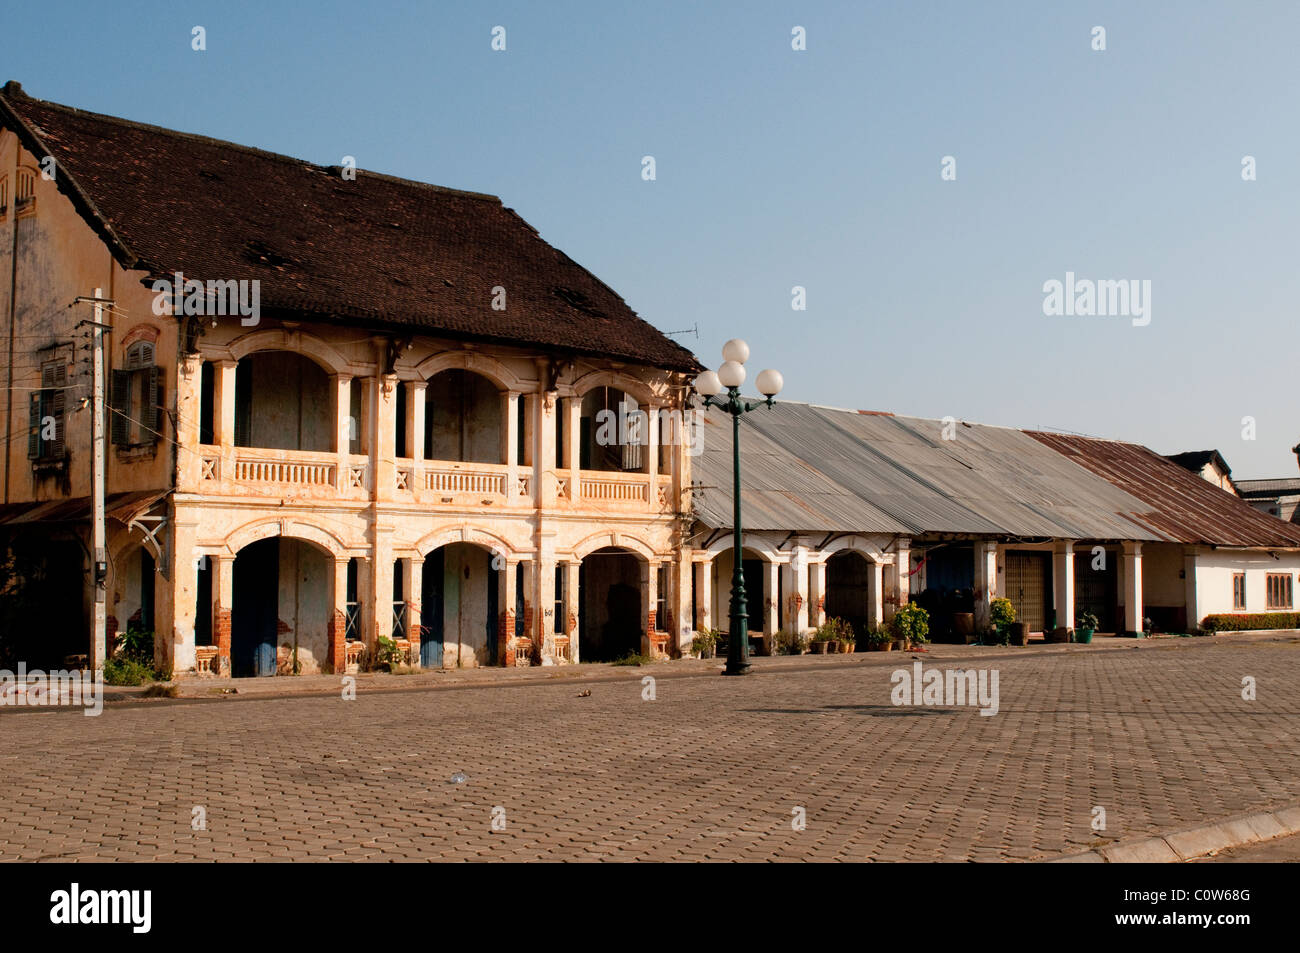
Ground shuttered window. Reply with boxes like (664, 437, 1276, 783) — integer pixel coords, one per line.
(1266, 573, 1293, 610)
(28, 362, 68, 460)
(111, 341, 162, 446)
(1232, 573, 1247, 610)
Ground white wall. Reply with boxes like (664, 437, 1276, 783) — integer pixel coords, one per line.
(1195, 550, 1300, 620)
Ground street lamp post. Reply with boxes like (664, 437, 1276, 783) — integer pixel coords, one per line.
(695, 339, 783, 676)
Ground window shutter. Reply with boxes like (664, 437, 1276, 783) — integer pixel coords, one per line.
(27, 393, 41, 459)
(110, 369, 131, 445)
(144, 365, 161, 440)
(49, 388, 66, 457)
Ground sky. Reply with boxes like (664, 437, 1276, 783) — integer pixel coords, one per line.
(8, 0, 1299, 477)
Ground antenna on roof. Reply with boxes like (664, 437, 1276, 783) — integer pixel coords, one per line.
(665, 322, 698, 339)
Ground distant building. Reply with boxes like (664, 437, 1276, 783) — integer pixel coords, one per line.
(1165, 449, 1236, 494)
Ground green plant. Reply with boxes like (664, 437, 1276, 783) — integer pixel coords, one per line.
(611, 651, 655, 666)
(371, 635, 405, 672)
(890, 603, 930, 645)
(814, 617, 853, 643)
(773, 630, 808, 655)
(102, 656, 153, 686)
(142, 683, 179, 698)
(691, 628, 718, 656)
(115, 628, 155, 664)
(1077, 610, 1099, 631)
(866, 625, 892, 647)
(1201, 612, 1300, 632)
(989, 598, 1015, 630)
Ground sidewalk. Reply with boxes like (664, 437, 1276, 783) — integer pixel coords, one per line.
(102, 628, 1298, 705)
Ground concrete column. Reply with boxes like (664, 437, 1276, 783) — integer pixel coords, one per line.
(505, 391, 521, 496)
(333, 374, 352, 491)
(1123, 542, 1144, 634)
(175, 355, 203, 490)
(405, 380, 426, 461)
(566, 396, 581, 501)
(646, 403, 660, 508)
(498, 559, 517, 666)
(329, 557, 349, 673)
(673, 552, 692, 656)
(810, 559, 827, 629)
(563, 559, 580, 662)
(694, 559, 713, 631)
(517, 559, 535, 662)
(1052, 540, 1076, 631)
(887, 540, 911, 621)
(534, 393, 556, 507)
(1183, 548, 1200, 633)
(355, 557, 374, 648)
(374, 375, 397, 502)
(645, 559, 661, 655)
(402, 557, 421, 661)
(783, 546, 810, 634)
(974, 540, 999, 630)
(868, 559, 884, 630)
(211, 553, 234, 676)
(161, 515, 198, 673)
(537, 558, 557, 658)
(765, 560, 780, 642)
(212, 360, 237, 448)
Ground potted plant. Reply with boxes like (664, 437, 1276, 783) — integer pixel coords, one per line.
(1075, 611, 1098, 644)
(890, 603, 930, 650)
(867, 627, 893, 651)
(839, 625, 857, 653)
(811, 624, 834, 654)
(989, 598, 1015, 644)
(691, 628, 718, 659)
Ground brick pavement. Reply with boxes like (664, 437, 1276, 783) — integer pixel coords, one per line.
(2, 635, 1297, 861)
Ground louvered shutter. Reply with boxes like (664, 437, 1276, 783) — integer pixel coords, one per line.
(144, 365, 161, 441)
(48, 388, 66, 457)
(27, 393, 41, 459)
(110, 369, 131, 445)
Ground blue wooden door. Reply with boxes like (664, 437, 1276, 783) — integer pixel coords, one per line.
(254, 641, 277, 677)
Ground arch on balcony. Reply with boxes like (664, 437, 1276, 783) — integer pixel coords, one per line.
(568, 369, 657, 406)
(229, 350, 333, 452)
(414, 351, 526, 392)
(423, 369, 505, 464)
(224, 328, 352, 375)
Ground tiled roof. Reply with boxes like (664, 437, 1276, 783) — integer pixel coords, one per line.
(0, 82, 699, 373)
(1027, 433, 1300, 548)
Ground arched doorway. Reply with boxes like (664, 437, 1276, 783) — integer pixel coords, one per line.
(711, 547, 770, 636)
(420, 542, 500, 667)
(579, 547, 642, 661)
(826, 550, 871, 642)
(231, 536, 332, 676)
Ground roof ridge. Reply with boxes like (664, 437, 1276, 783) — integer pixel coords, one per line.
(2, 83, 502, 205)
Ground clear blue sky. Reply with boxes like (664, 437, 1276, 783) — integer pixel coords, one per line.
(10, 0, 1299, 477)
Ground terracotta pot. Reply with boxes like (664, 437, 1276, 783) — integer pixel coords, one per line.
(813, 641, 830, 654)
(1009, 622, 1030, 646)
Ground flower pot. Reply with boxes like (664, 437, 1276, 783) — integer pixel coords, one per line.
(840, 641, 856, 653)
(1045, 626, 1071, 644)
(893, 639, 908, 651)
(953, 612, 975, 643)
(1009, 622, 1030, 646)
(1074, 628, 1094, 644)
(813, 641, 830, 654)
(870, 641, 893, 651)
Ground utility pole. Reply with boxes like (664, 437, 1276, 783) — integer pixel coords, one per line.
(77, 290, 113, 668)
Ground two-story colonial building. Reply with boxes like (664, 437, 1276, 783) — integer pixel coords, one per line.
(0, 81, 699, 676)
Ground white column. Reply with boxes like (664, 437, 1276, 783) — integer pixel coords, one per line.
(888, 539, 912, 621)
(1053, 540, 1075, 632)
(765, 560, 780, 644)
(402, 557, 421, 663)
(645, 559, 659, 655)
(1123, 542, 1144, 634)
(786, 546, 810, 633)
(868, 559, 884, 629)
(694, 559, 713, 631)
(566, 396, 581, 501)
(333, 374, 352, 492)
(563, 559, 580, 663)
(1183, 548, 1200, 633)
(505, 391, 520, 492)
(213, 360, 237, 448)
(406, 380, 426, 460)
(810, 559, 827, 629)
(974, 540, 999, 630)
(499, 558, 517, 666)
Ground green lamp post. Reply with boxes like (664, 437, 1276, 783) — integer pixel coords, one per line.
(695, 339, 783, 676)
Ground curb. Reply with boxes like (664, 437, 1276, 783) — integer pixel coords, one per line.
(1044, 803, 1300, 863)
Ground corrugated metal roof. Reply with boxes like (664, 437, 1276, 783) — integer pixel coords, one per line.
(1237, 478, 1300, 496)
(1028, 433, 1300, 548)
(692, 402, 1163, 541)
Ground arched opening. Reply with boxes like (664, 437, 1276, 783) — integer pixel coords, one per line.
(711, 547, 771, 636)
(115, 546, 157, 645)
(424, 370, 504, 464)
(826, 550, 871, 643)
(420, 543, 500, 667)
(231, 536, 332, 676)
(579, 547, 642, 661)
(233, 351, 332, 451)
(579, 386, 647, 473)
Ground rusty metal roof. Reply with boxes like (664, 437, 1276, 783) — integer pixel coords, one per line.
(1028, 433, 1300, 548)
(692, 402, 1164, 541)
